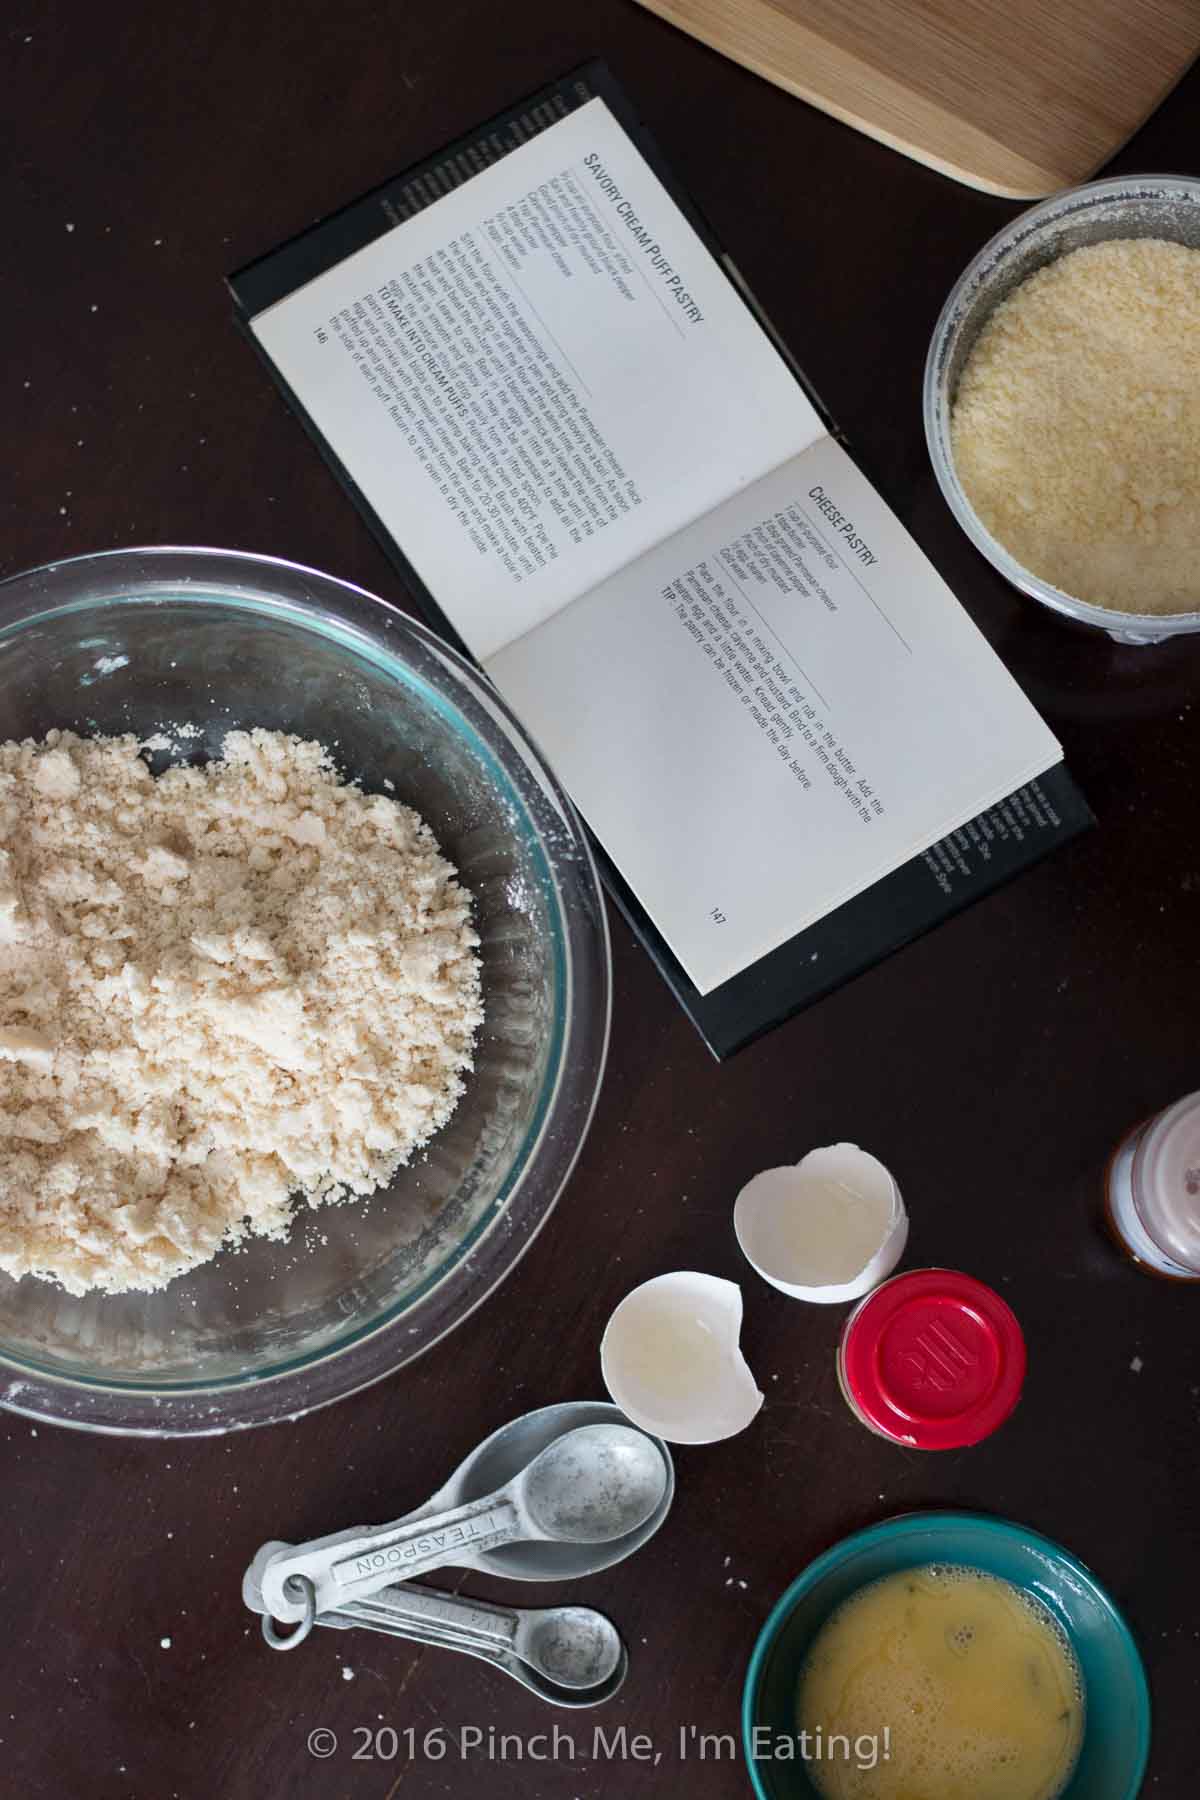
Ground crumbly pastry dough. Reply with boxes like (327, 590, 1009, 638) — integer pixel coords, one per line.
(0, 729, 482, 1295)
(952, 238, 1200, 615)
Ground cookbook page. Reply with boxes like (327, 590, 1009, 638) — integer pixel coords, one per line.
(248, 97, 824, 661)
(489, 434, 1061, 994)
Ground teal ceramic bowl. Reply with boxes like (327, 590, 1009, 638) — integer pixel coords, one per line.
(743, 1512, 1150, 1799)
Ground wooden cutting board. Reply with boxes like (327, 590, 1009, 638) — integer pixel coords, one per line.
(632, 0, 1200, 197)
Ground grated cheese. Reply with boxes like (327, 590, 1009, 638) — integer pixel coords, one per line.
(952, 238, 1200, 615)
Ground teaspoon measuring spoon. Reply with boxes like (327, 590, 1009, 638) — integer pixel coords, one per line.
(317, 1584, 627, 1706)
(258, 1424, 668, 1621)
(242, 1402, 674, 1611)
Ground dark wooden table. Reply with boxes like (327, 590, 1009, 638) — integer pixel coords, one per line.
(4, 5, 1199, 1796)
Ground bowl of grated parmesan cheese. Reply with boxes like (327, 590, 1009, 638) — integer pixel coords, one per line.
(925, 174, 1200, 645)
(0, 547, 610, 1434)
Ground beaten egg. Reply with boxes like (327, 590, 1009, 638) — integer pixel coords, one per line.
(797, 1565, 1083, 1800)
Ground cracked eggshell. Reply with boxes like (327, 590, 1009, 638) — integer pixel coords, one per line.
(735, 1144, 907, 1304)
(599, 1271, 764, 1445)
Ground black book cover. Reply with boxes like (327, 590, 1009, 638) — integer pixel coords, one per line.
(228, 60, 1093, 1059)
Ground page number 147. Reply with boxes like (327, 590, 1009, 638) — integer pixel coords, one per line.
(710, 907, 726, 925)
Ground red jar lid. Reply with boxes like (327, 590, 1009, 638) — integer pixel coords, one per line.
(841, 1269, 1026, 1449)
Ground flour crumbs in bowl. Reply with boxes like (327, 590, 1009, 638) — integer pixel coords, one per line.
(0, 725, 482, 1296)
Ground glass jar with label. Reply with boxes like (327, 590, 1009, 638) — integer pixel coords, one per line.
(836, 1268, 1026, 1449)
(1105, 1091, 1200, 1280)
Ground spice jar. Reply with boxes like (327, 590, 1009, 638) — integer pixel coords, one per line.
(837, 1269, 1026, 1449)
(1104, 1091, 1200, 1280)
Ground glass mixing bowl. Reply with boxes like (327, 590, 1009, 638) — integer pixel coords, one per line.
(925, 174, 1200, 646)
(0, 547, 610, 1435)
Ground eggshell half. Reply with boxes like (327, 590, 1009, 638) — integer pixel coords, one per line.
(735, 1144, 907, 1304)
(600, 1271, 764, 1445)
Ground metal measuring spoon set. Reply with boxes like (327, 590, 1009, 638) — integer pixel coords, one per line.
(243, 1402, 674, 1707)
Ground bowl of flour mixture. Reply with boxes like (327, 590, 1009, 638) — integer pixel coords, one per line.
(925, 174, 1200, 645)
(0, 548, 610, 1433)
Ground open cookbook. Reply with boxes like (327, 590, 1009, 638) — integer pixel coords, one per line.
(230, 63, 1090, 1055)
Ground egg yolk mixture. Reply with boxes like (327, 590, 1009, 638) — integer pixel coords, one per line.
(796, 1565, 1083, 1800)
